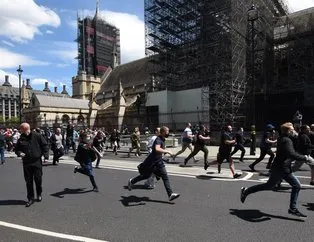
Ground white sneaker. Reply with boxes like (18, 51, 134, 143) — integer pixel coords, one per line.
(169, 193, 180, 201)
(128, 178, 133, 191)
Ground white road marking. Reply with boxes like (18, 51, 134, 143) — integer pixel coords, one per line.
(0, 221, 108, 242)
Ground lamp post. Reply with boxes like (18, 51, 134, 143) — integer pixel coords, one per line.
(16, 65, 23, 124)
(247, 5, 258, 155)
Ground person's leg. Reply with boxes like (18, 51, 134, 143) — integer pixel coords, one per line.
(310, 166, 314, 185)
(0, 147, 5, 164)
(155, 165, 173, 197)
(230, 146, 239, 157)
(241, 170, 282, 202)
(144, 174, 155, 188)
(95, 154, 101, 168)
(201, 146, 209, 169)
(283, 173, 301, 210)
(249, 148, 267, 170)
(266, 149, 275, 169)
(184, 146, 200, 165)
(23, 165, 35, 201)
(173, 143, 188, 159)
(239, 145, 246, 162)
(33, 166, 43, 199)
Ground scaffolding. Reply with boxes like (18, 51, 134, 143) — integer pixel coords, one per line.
(144, 0, 314, 130)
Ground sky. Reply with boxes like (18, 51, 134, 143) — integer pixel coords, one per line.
(0, 0, 313, 95)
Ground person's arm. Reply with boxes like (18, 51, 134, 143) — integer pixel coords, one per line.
(155, 144, 173, 156)
(285, 138, 307, 161)
(39, 134, 49, 160)
(198, 134, 210, 140)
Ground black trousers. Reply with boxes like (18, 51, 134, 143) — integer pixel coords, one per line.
(23, 164, 43, 200)
(131, 163, 173, 197)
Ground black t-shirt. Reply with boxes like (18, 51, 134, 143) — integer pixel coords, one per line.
(144, 136, 165, 165)
(219, 131, 233, 154)
(196, 131, 206, 146)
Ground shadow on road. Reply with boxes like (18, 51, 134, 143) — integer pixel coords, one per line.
(120, 195, 174, 207)
(0, 200, 26, 206)
(123, 185, 154, 190)
(196, 174, 228, 180)
(303, 203, 314, 211)
(50, 188, 93, 198)
(229, 209, 304, 222)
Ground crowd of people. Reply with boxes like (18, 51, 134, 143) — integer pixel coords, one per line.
(2, 118, 314, 218)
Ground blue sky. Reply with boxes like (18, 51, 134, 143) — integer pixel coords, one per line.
(0, 0, 313, 95)
(0, 0, 145, 94)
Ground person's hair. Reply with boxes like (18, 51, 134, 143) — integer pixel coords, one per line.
(300, 125, 309, 132)
(154, 127, 160, 133)
(280, 122, 293, 134)
(160, 126, 169, 134)
(79, 131, 87, 140)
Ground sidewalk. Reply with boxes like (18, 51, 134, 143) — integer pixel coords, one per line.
(4, 145, 268, 161)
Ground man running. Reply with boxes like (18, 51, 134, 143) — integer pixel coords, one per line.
(128, 126, 180, 201)
(240, 122, 314, 218)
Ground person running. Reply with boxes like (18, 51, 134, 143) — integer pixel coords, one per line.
(127, 126, 180, 201)
(172, 123, 196, 162)
(207, 125, 241, 178)
(93, 131, 104, 168)
(291, 125, 314, 185)
(230, 127, 246, 162)
(128, 127, 141, 157)
(240, 122, 314, 218)
(249, 124, 277, 171)
(144, 127, 161, 189)
(182, 125, 210, 170)
(74, 131, 99, 192)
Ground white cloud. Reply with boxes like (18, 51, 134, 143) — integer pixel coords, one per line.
(287, 0, 314, 12)
(1, 40, 15, 47)
(0, 0, 60, 43)
(31, 78, 56, 89)
(0, 69, 19, 87)
(0, 48, 50, 68)
(78, 10, 145, 64)
(47, 41, 77, 65)
(45, 30, 54, 34)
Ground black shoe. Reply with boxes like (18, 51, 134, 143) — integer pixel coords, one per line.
(239, 159, 244, 162)
(233, 173, 241, 179)
(240, 187, 247, 203)
(25, 199, 35, 207)
(204, 162, 209, 170)
(249, 164, 256, 172)
(310, 181, 314, 186)
(218, 164, 221, 174)
(288, 208, 307, 218)
(74, 166, 78, 173)
(37, 196, 42, 202)
(183, 159, 188, 166)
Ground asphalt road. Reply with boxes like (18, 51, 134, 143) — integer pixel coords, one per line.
(0, 153, 314, 242)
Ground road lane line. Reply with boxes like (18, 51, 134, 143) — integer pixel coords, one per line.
(0, 221, 108, 242)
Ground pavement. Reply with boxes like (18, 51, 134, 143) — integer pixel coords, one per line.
(1, 147, 314, 242)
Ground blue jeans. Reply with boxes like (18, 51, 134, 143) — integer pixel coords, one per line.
(245, 169, 301, 209)
(0, 146, 5, 163)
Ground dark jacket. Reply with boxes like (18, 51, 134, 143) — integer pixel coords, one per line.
(75, 142, 96, 165)
(297, 132, 314, 155)
(15, 132, 49, 166)
(271, 135, 307, 174)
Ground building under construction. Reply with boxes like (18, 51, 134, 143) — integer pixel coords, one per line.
(145, 0, 314, 130)
(76, 3, 120, 77)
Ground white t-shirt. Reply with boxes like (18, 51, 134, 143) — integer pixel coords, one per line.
(182, 127, 192, 142)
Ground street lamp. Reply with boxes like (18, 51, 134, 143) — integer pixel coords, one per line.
(16, 65, 23, 124)
(247, 5, 258, 155)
